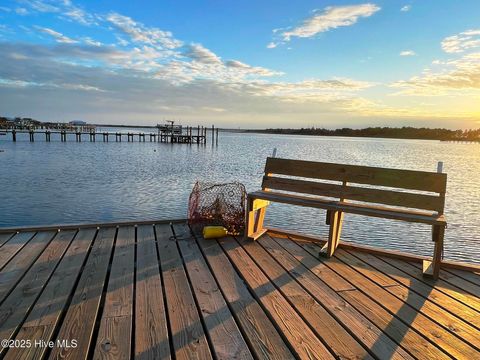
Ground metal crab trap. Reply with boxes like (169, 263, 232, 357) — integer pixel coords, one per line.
(188, 181, 247, 235)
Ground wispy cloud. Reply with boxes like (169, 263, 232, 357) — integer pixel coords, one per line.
(17, 0, 97, 25)
(400, 50, 415, 56)
(62, 7, 97, 26)
(34, 26, 77, 43)
(400, 5, 411, 12)
(20, 0, 60, 13)
(183, 43, 222, 64)
(15, 7, 29, 15)
(106, 12, 182, 49)
(242, 78, 375, 99)
(441, 29, 480, 53)
(391, 52, 480, 96)
(279, 3, 380, 42)
(266, 42, 277, 49)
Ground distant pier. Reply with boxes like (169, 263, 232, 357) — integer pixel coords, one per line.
(2, 124, 220, 145)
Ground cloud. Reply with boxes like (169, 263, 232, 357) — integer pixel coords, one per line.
(225, 60, 250, 69)
(441, 29, 480, 53)
(391, 52, 480, 95)
(183, 43, 222, 64)
(116, 36, 129, 46)
(266, 42, 277, 49)
(201, 106, 226, 112)
(280, 3, 380, 41)
(62, 7, 97, 26)
(242, 78, 375, 99)
(15, 8, 29, 15)
(0, 40, 378, 126)
(35, 26, 77, 43)
(0, 6, 11, 12)
(400, 5, 411, 12)
(225, 60, 283, 77)
(106, 12, 182, 49)
(18, 0, 97, 25)
(0, 24, 13, 34)
(82, 37, 102, 47)
(1, 43, 469, 127)
(21, 0, 60, 13)
(400, 50, 415, 56)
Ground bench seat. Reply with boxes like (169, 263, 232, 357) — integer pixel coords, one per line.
(249, 190, 447, 225)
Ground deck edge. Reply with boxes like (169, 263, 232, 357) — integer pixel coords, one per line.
(0, 218, 187, 233)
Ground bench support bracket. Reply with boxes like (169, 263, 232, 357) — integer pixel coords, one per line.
(320, 210, 344, 257)
(423, 224, 445, 279)
(246, 198, 270, 240)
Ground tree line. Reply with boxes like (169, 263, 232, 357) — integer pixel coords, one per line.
(247, 126, 480, 141)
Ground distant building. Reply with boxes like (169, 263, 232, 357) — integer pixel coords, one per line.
(69, 120, 87, 126)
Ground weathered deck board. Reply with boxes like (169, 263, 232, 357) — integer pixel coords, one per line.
(407, 261, 480, 312)
(49, 227, 116, 360)
(196, 231, 294, 359)
(334, 249, 480, 351)
(300, 241, 480, 359)
(218, 236, 335, 359)
(240, 236, 373, 360)
(0, 221, 479, 360)
(93, 226, 135, 360)
(157, 224, 212, 360)
(350, 251, 480, 329)
(135, 224, 171, 360)
(174, 224, 253, 360)
(0, 233, 15, 248)
(269, 235, 424, 359)
(0, 232, 36, 270)
(0, 230, 76, 357)
(445, 268, 480, 286)
(0, 231, 56, 303)
(4, 228, 97, 360)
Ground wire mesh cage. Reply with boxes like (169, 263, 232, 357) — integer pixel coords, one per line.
(188, 181, 246, 234)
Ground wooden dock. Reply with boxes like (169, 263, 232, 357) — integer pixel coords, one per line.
(0, 220, 480, 359)
(2, 125, 219, 145)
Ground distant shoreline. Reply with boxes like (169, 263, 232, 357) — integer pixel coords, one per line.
(241, 127, 480, 142)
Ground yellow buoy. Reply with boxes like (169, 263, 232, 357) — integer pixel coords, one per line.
(203, 226, 228, 239)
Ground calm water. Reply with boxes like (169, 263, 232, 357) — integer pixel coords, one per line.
(1, 130, 479, 264)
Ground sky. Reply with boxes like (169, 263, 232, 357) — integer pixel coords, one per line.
(0, 0, 479, 129)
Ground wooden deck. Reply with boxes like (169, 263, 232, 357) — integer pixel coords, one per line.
(1, 221, 480, 359)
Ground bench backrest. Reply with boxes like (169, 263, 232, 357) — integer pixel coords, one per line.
(261, 157, 447, 214)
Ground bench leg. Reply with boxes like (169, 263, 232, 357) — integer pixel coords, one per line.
(245, 198, 255, 240)
(335, 211, 344, 247)
(245, 198, 269, 241)
(423, 224, 445, 279)
(320, 210, 342, 257)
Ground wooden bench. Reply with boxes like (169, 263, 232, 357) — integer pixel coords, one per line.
(246, 157, 447, 279)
